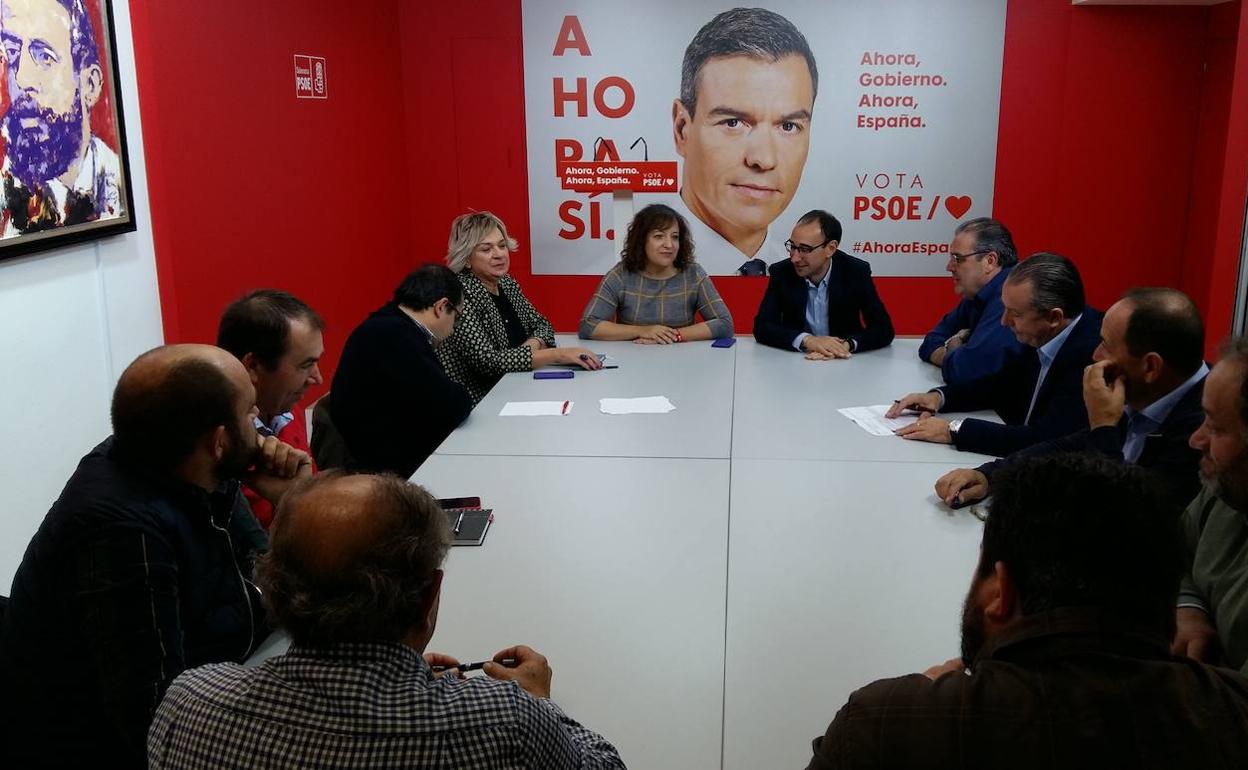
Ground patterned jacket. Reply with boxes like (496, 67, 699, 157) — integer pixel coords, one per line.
(438, 272, 557, 404)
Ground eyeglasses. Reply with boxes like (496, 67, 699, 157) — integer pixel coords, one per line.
(948, 250, 989, 264)
(785, 238, 831, 255)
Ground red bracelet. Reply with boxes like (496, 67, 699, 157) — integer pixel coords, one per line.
(674, 330, 684, 342)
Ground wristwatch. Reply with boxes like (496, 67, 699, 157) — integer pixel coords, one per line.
(948, 418, 964, 436)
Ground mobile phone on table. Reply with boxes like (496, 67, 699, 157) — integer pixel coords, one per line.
(711, 338, 736, 348)
(534, 370, 574, 379)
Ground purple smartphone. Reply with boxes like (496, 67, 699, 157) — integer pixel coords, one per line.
(534, 370, 574, 379)
(711, 338, 737, 348)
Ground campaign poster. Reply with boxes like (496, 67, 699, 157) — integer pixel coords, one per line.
(522, 0, 1007, 276)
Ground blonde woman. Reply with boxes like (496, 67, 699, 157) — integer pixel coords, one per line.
(438, 212, 601, 403)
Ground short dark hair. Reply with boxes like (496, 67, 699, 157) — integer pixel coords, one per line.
(796, 210, 842, 245)
(1006, 252, 1085, 318)
(111, 352, 239, 472)
(982, 453, 1182, 635)
(1219, 336, 1248, 429)
(217, 290, 324, 370)
(393, 264, 463, 311)
(621, 204, 694, 273)
(955, 217, 1017, 268)
(255, 473, 452, 645)
(680, 7, 818, 118)
(1121, 288, 1205, 377)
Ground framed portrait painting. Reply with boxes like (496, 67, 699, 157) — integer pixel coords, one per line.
(0, 0, 135, 262)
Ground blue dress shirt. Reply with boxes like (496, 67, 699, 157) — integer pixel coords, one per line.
(1122, 363, 1209, 463)
(1025, 314, 1082, 425)
(792, 265, 833, 350)
(919, 268, 1026, 386)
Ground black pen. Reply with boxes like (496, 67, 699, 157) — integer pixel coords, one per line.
(893, 399, 936, 414)
(432, 657, 518, 673)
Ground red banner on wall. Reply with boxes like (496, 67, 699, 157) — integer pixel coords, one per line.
(557, 161, 677, 193)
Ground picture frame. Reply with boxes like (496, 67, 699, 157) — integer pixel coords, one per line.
(0, 0, 135, 263)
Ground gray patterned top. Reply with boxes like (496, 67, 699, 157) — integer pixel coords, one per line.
(578, 262, 733, 339)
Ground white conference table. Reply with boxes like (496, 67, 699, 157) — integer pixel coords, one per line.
(425, 337, 997, 769)
(253, 337, 998, 769)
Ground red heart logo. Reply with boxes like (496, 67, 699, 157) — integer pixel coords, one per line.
(945, 196, 972, 219)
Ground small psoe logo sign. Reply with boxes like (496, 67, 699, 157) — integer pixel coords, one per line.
(294, 55, 327, 99)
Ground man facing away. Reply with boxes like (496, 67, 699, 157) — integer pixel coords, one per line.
(918, 217, 1027, 385)
(888, 253, 1103, 457)
(752, 210, 894, 359)
(1174, 336, 1248, 677)
(217, 288, 325, 527)
(330, 264, 473, 477)
(806, 452, 1248, 769)
(0, 344, 311, 768)
(935, 287, 1207, 511)
(148, 472, 626, 769)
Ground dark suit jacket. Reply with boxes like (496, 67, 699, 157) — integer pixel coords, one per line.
(977, 370, 1206, 510)
(752, 251, 894, 352)
(940, 308, 1103, 457)
(330, 303, 472, 478)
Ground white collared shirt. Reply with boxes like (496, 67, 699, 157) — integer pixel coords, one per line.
(663, 193, 790, 276)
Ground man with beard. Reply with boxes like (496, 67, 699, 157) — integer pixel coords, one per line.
(0, 0, 122, 234)
(217, 289, 325, 528)
(806, 453, 1248, 769)
(0, 344, 311, 768)
(1174, 337, 1248, 676)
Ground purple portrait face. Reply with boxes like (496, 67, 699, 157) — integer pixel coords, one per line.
(1, 0, 89, 189)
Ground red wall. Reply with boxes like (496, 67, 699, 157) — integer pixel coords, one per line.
(1183, 0, 1248, 355)
(129, 0, 417, 407)
(131, 0, 1248, 404)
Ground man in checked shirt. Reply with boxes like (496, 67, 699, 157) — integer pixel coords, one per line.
(148, 471, 626, 769)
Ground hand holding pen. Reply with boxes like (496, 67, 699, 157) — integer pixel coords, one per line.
(885, 391, 941, 418)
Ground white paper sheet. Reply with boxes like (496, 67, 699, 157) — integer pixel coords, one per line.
(599, 396, 676, 415)
(837, 404, 919, 437)
(500, 400, 572, 416)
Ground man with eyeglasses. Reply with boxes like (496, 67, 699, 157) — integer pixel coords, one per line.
(918, 218, 1027, 385)
(329, 264, 472, 478)
(752, 210, 894, 359)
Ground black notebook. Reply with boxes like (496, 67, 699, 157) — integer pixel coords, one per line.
(443, 508, 494, 546)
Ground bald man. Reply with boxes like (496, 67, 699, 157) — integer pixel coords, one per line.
(0, 344, 312, 769)
(149, 473, 625, 769)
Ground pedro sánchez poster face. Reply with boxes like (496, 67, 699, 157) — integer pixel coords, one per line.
(0, 0, 134, 262)
(523, 1, 1007, 277)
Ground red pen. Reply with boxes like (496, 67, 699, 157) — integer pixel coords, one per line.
(561, 400, 569, 415)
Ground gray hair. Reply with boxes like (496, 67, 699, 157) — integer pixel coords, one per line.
(445, 211, 519, 274)
(679, 8, 818, 118)
(256, 472, 452, 646)
(955, 217, 1018, 268)
(1006, 252, 1085, 319)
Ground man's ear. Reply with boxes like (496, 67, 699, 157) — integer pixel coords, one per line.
(1045, 307, 1067, 330)
(422, 569, 444, 631)
(983, 560, 1018, 626)
(672, 99, 691, 159)
(1140, 351, 1165, 384)
(983, 251, 1000, 271)
(208, 424, 228, 462)
(79, 64, 104, 110)
(239, 352, 263, 385)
